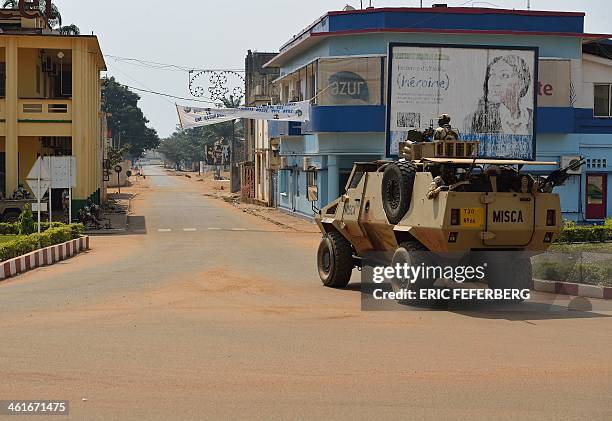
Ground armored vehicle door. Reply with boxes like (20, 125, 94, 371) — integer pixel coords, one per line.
(483, 193, 535, 247)
(339, 163, 378, 238)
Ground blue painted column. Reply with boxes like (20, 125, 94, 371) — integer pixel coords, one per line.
(327, 155, 339, 204)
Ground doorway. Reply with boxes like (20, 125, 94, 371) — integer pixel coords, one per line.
(586, 173, 607, 220)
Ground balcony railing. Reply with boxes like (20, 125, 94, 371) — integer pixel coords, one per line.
(18, 99, 72, 121)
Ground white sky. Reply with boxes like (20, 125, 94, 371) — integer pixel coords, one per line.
(56, 0, 611, 138)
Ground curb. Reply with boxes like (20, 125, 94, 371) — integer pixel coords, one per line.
(0, 236, 90, 281)
(533, 278, 612, 300)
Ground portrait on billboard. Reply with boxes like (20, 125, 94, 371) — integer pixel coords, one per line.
(386, 44, 538, 159)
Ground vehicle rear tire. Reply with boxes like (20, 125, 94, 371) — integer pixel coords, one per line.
(317, 231, 354, 288)
(487, 256, 532, 302)
(390, 241, 434, 301)
(382, 160, 417, 224)
(2, 210, 21, 223)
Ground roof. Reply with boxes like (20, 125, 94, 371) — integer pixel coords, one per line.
(265, 6, 610, 69)
(0, 32, 106, 71)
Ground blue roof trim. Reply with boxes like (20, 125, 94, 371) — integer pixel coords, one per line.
(328, 11, 584, 34)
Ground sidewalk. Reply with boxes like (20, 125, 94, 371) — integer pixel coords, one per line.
(84, 191, 131, 235)
(171, 168, 319, 233)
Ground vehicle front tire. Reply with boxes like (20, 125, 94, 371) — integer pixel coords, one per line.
(317, 231, 354, 288)
(390, 242, 434, 301)
(487, 255, 533, 302)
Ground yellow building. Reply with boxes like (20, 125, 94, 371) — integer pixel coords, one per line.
(0, 9, 106, 215)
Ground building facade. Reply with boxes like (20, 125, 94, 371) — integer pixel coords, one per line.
(243, 50, 280, 205)
(265, 6, 612, 221)
(0, 9, 106, 215)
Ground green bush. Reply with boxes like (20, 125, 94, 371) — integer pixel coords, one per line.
(0, 223, 84, 262)
(0, 223, 19, 235)
(533, 261, 573, 281)
(556, 225, 612, 243)
(568, 263, 611, 285)
(17, 203, 36, 235)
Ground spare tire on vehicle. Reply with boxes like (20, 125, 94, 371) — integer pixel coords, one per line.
(382, 160, 417, 224)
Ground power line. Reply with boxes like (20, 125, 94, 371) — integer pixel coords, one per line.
(117, 84, 219, 105)
(104, 54, 245, 73)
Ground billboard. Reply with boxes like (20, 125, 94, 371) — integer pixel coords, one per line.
(386, 44, 538, 159)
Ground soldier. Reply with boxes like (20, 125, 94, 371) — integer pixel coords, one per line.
(434, 114, 459, 141)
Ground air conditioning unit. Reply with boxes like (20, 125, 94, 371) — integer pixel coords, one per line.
(280, 156, 288, 168)
(561, 155, 583, 175)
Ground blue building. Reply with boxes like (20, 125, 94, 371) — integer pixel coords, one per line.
(265, 5, 612, 221)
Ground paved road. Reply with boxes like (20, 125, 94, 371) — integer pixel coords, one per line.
(1, 166, 611, 420)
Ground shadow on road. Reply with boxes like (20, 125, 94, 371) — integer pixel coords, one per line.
(127, 215, 147, 235)
(437, 298, 612, 321)
(354, 282, 612, 321)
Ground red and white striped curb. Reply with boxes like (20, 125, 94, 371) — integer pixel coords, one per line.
(0, 236, 90, 280)
(533, 279, 612, 300)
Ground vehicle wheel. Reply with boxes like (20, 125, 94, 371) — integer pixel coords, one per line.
(390, 241, 434, 300)
(487, 256, 532, 302)
(2, 210, 21, 223)
(382, 160, 416, 224)
(317, 231, 354, 288)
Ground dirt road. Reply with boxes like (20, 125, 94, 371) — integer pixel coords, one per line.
(0, 166, 610, 420)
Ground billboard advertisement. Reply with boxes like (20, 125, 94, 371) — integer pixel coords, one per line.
(386, 44, 538, 159)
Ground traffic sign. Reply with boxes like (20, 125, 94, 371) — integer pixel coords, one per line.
(48, 156, 76, 188)
(31, 202, 48, 212)
(27, 157, 50, 180)
(25, 179, 50, 199)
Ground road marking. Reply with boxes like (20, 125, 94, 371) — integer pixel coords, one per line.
(183, 228, 197, 232)
(231, 228, 248, 231)
(158, 229, 172, 232)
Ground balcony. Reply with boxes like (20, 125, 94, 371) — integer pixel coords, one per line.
(18, 99, 72, 122)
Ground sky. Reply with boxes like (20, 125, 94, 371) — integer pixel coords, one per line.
(55, 0, 612, 139)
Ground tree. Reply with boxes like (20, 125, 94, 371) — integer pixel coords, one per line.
(158, 134, 189, 170)
(107, 145, 129, 168)
(102, 77, 160, 158)
(58, 24, 80, 35)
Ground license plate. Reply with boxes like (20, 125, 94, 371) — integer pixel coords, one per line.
(461, 208, 484, 227)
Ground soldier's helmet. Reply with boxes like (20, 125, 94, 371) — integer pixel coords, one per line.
(437, 114, 451, 126)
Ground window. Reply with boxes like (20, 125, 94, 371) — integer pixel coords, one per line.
(0, 62, 5, 97)
(280, 170, 288, 195)
(307, 170, 318, 187)
(587, 158, 607, 169)
(36, 65, 40, 94)
(594, 84, 611, 117)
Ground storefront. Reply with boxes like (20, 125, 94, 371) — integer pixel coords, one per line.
(265, 6, 612, 221)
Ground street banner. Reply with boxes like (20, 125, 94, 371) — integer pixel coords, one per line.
(387, 43, 538, 159)
(176, 101, 311, 130)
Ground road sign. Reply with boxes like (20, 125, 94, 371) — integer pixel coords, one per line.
(47, 156, 77, 188)
(25, 179, 50, 199)
(27, 157, 50, 180)
(31, 202, 48, 212)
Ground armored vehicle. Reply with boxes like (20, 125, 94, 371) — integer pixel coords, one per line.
(313, 117, 581, 297)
